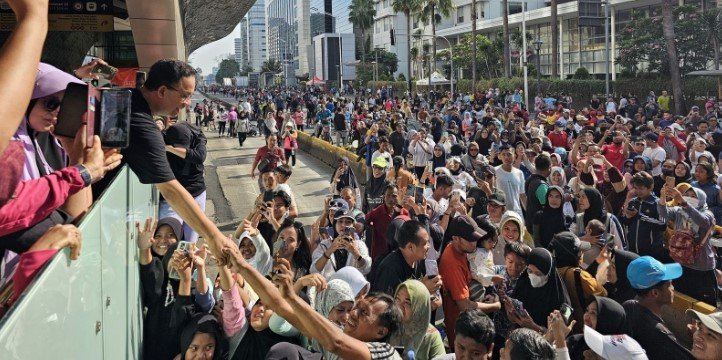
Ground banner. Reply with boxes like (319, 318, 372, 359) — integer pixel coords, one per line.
(0, 0, 114, 32)
(111, 68, 139, 88)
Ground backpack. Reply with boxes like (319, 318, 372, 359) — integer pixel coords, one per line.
(667, 225, 713, 266)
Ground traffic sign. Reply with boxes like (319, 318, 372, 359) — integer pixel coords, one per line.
(0, 0, 114, 32)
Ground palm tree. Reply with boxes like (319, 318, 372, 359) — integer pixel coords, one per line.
(550, 0, 558, 78)
(349, 0, 377, 62)
(261, 59, 282, 73)
(419, 0, 453, 73)
(410, 46, 419, 78)
(662, 0, 684, 113)
(502, 0, 511, 77)
(393, 0, 422, 91)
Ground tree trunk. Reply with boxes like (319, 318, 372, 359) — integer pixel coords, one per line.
(406, 11, 412, 91)
(551, 0, 558, 78)
(502, 0, 511, 78)
(472, 0, 477, 88)
(662, 0, 684, 113)
(361, 30, 366, 63)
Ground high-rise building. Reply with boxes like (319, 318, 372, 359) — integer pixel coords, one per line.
(371, 0, 410, 80)
(236, 0, 267, 73)
(267, 0, 312, 83)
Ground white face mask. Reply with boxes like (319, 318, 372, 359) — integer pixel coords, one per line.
(683, 196, 699, 209)
(528, 272, 549, 288)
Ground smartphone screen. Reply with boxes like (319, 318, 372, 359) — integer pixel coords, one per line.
(414, 186, 424, 204)
(99, 89, 131, 148)
(168, 241, 192, 280)
(272, 240, 286, 257)
(406, 184, 415, 197)
(92, 63, 118, 79)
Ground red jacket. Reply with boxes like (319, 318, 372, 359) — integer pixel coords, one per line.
(548, 131, 569, 150)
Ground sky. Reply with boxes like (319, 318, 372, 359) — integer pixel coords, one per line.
(188, 23, 241, 76)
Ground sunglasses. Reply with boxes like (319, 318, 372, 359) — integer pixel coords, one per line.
(372, 165, 384, 170)
(42, 97, 62, 113)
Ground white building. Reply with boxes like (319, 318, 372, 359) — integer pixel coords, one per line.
(236, 0, 267, 72)
(372, 0, 410, 80)
(267, 0, 313, 83)
(312, 33, 357, 85)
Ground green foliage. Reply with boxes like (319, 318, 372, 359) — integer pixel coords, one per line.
(215, 59, 240, 84)
(371, 49, 399, 76)
(261, 59, 282, 74)
(450, 33, 503, 79)
(366, 81, 410, 92)
(349, 0, 377, 61)
(616, 6, 722, 76)
(397, 73, 406, 82)
(573, 67, 591, 80)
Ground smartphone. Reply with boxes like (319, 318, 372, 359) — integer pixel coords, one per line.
(425, 259, 439, 277)
(262, 190, 275, 203)
(91, 62, 118, 80)
(406, 184, 415, 198)
(560, 303, 574, 324)
(665, 176, 675, 189)
(272, 240, 287, 257)
(319, 227, 329, 238)
(54, 82, 98, 147)
(99, 89, 131, 148)
(592, 157, 604, 166)
(451, 191, 461, 203)
(510, 298, 525, 316)
(168, 241, 192, 280)
(606, 234, 616, 250)
(343, 226, 355, 237)
(426, 161, 433, 173)
(414, 186, 425, 204)
(627, 202, 636, 212)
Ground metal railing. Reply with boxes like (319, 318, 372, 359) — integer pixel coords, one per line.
(0, 166, 155, 359)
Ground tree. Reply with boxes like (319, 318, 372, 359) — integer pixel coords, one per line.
(419, 0, 453, 74)
(392, 0, 422, 91)
(502, 0, 510, 77)
(349, 0, 376, 62)
(550, 0, 558, 78)
(215, 58, 240, 84)
(261, 59, 282, 74)
(239, 64, 254, 76)
(374, 49, 399, 77)
(662, 0, 684, 113)
(447, 33, 502, 79)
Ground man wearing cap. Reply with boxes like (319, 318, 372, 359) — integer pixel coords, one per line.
(642, 133, 666, 177)
(623, 256, 693, 360)
(371, 136, 393, 168)
(311, 207, 371, 279)
(687, 310, 722, 360)
(548, 120, 570, 150)
(440, 216, 502, 346)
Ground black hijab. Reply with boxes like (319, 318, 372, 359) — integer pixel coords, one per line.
(514, 248, 572, 327)
(180, 314, 229, 360)
(582, 187, 607, 226)
(605, 249, 640, 304)
(674, 162, 692, 185)
(567, 296, 629, 359)
(332, 157, 359, 192)
(534, 186, 567, 249)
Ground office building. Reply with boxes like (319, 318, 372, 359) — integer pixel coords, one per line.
(312, 33, 357, 85)
(267, 0, 312, 83)
(236, 0, 267, 72)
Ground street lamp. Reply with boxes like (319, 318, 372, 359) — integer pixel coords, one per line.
(412, 34, 454, 96)
(336, 64, 340, 91)
(602, 0, 610, 97)
(533, 39, 543, 97)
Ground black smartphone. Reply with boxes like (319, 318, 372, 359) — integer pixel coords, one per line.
(262, 190, 275, 203)
(99, 89, 131, 149)
(54, 82, 97, 147)
(414, 186, 425, 204)
(343, 226, 355, 237)
(406, 184, 415, 197)
(560, 303, 573, 324)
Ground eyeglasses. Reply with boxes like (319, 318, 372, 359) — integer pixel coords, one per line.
(166, 85, 193, 100)
(488, 202, 501, 208)
(42, 97, 62, 113)
(372, 165, 384, 170)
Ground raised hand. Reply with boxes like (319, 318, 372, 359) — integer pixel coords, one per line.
(136, 217, 157, 251)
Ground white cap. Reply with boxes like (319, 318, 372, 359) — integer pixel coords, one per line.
(584, 326, 648, 360)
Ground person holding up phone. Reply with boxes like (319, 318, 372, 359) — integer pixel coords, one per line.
(311, 208, 371, 279)
(620, 171, 666, 260)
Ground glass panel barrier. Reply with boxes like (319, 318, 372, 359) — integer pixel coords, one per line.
(0, 166, 155, 359)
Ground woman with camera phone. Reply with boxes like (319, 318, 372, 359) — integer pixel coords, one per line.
(311, 208, 372, 279)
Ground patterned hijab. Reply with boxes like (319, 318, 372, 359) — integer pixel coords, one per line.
(390, 280, 431, 356)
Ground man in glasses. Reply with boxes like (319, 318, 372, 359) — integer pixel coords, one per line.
(96, 59, 233, 257)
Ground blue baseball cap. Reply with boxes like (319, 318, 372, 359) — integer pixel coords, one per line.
(627, 256, 683, 290)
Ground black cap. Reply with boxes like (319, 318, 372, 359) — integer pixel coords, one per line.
(448, 216, 487, 243)
(481, 164, 496, 177)
(551, 231, 591, 256)
(488, 190, 506, 206)
(644, 132, 659, 142)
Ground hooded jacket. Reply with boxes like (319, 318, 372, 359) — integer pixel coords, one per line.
(491, 211, 533, 265)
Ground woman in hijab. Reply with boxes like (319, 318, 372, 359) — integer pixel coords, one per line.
(431, 144, 447, 171)
(474, 127, 493, 156)
(591, 248, 639, 304)
(659, 185, 717, 306)
(230, 299, 301, 360)
(532, 186, 567, 249)
(674, 161, 692, 185)
(491, 211, 533, 265)
(309, 279, 356, 359)
(548, 166, 576, 225)
(330, 156, 359, 195)
(362, 157, 390, 213)
(178, 314, 229, 360)
(569, 187, 625, 267)
(566, 296, 629, 360)
(390, 280, 446, 360)
(328, 266, 370, 300)
(237, 229, 272, 276)
(506, 247, 571, 332)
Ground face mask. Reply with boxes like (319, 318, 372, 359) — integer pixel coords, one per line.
(662, 169, 675, 177)
(528, 272, 549, 288)
(683, 196, 699, 209)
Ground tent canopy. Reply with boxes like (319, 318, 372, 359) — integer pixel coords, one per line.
(307, 76, 325, 85)
(416, 71, 455, 86)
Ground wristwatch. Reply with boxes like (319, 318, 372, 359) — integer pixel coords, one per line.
(75, 164, 92, 187)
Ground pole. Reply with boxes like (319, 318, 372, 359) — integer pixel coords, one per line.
(604, 0, 610, 97)
(449, 40, 454, 97)
(536, 46, 541, 96)
(522, 0, 529, 109)
(375, 50, 379, 83)
(339, 36, 343, 93)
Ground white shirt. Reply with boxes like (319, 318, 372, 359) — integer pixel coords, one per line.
(642, 146, 667, 176)
(495, 165, 525, 217)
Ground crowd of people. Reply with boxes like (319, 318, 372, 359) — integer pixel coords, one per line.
(3, 1, 722, 359)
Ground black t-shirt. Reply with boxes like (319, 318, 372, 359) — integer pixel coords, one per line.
(623, 300, 693, 360)
(334, 113, 347, 130)
(370, 250, 426, 295)
(123, 89, 176, 184)
(164, 122, 207, 197)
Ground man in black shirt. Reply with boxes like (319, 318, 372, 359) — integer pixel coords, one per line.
(523, 153, 550, 234)
(388, 122, 407, 158)
(623, 256, 693, 360)
(370, 220, 442, 297)
(161, 120, 207, 242)
(101, 59, 231, 256)
(333, 107, 348, 146)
